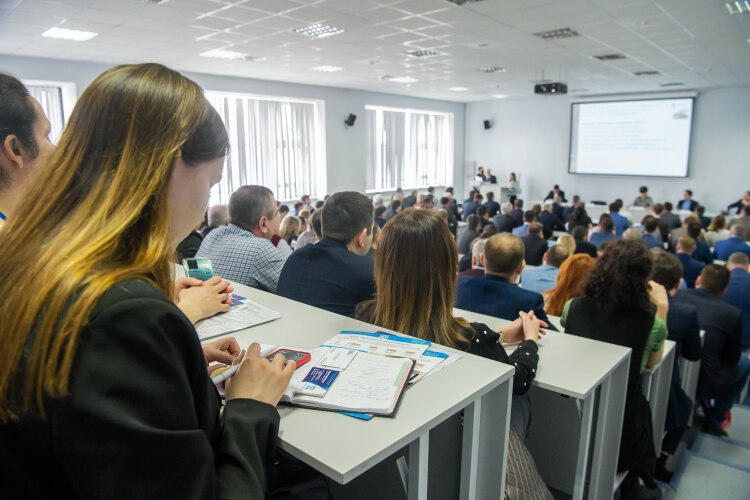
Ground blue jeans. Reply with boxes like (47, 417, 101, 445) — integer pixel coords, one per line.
(708, 352, 750, 425)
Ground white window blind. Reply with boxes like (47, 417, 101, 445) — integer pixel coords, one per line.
(366, 106, 453, 192)
(24, 80, 76, 144)
(206, 91, 326, 204)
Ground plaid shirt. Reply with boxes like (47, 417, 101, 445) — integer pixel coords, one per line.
(196, 223, 284, 292)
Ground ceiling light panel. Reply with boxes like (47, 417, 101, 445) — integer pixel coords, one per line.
(311, 65, 342, 72)
(448, 86, 468, 91)
(200, 48, 249, 60)
(725, 1, 750, 14)
(478, 66, 506, 73)
(293, 23, 344, 39)
(404, 49, 444, 58)
(534, 28, 579, 40)
(42, 27, 98, 41)
(382, 75, 419, 83)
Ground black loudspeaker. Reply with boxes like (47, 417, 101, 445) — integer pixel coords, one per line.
(345, 113, 357, 126)
(483, 120, 492, 130)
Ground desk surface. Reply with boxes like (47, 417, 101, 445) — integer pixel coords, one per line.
(207, 283, 515, 484)
(453, 308, 631, 399)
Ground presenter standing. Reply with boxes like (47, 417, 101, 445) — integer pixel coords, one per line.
(508, 172, 521, 205)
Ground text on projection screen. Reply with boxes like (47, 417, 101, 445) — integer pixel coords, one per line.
(569, 98, 693, 177)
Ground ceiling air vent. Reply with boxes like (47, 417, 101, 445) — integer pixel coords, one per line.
(634, 70, 660, 76)
(661, 82, 685, 87)
(594, 54, 626, 61)
(293, 23, 344, 39)
(478, 66, 506, 73)
(404, 49, 444, 58)
(534, 28, 579, 40)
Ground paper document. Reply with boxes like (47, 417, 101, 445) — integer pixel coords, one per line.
(322, 331, 431, 360)
(195, 297, 281, 340)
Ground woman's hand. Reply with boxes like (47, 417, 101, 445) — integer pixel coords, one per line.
(496, 311, 548, 344)
(520, 310, 546, 343)
(202, 337, 241, 374)
(176, 276, 233, 324)
(225, 343, 295, 406)
(174, 276, 203, 299)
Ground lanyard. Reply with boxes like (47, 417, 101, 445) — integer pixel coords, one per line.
(0, 211, 6, 221)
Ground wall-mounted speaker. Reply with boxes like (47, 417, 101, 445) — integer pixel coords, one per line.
(345, 113, 357, 126)
(483, 120, 492, 130)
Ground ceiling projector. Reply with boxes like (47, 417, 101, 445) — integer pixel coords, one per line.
(534, 82, 568, 95)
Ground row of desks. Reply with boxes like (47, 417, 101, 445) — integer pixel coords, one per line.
(199, 275, 682, 500)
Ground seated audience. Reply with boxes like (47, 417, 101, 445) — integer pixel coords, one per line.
(561, 240, 667, 496)
(460, 238, 487, 277)
(661, 202, 682, 231)
(724, 252, 750, 348)
(587, 212, 609, 239)
(403, 190, 418, 209)
(492, 201, 518, 233)
(201, 204, 229, 237)
(552, 195, 565, 220)
(279, 215, 302, 248)
(440, 196, 458, 235)
(278, 204, 290, 220)
(676, 190, 698, 212)
(589, 216, 616, 248)
(298, 208, 311, 222)
(597, 240, 611, 258)
(674, 264, 749, 438)
(197, 185, 285, 292)
(476, 205, 490, 230)
(633, 186, 654, 207)
(651, 203, 671, 244)
(295, 209, 322, 250)
(301, 194, 314, 212)
(687, 221, 712, 264)
(520, 222, 547, 266)
(374, 205, 387, 228)
(521, 244, 569, 294)
(315, 200, 324, 210)
(544, 184, 567, 203)
(461, 191, 481, 221)
(609, 202, 631, 237)
(694, 205, 711, 229)
(675, 236, 705, 288)
(563, 195, 580, 218)
(176, 221, 204, 260)
(0, 63, 296, 498)
(669, 214, 703, 248)
(572, 226, 597, 258)
(728, 204, 750, 241)
(512, 210, 534, 237)
(372, 193, 384, 208)
(366, 223, 381, 260)
(291, 201, 304, 216)
(539, 203, 565, 239)
(543, 253, 596, 316)
(567, 204, 592, 233)
(556, 233, 576, 257)
(649, 250, 702, 482)
(483, 191, 500, 218)
(276, 191, 375, 316)
(641, 216, 663, 249)
(511, 199, 524, 227)
(457, 214, 481, 254)
(706, 215, 730, 247)
(713, 225, 750, 261)
(727, 191, 750, 215)
(455, 233, 555, 330)
(622, 227, 643, 241)
(384, 199, 401, 221)
(0, 73, 55, 228)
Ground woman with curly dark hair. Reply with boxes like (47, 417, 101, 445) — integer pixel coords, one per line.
(560, 239, 668, 499)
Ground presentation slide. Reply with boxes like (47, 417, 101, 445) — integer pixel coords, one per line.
(569, 98, 694, 177)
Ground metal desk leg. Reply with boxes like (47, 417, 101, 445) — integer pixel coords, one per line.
(408, 433, 429, 500)
(649, 348, 676, 454)
(572, 392, 596, 500)
(460, 379, 512, 500)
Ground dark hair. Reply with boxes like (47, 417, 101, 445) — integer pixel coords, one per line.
(310, 209, 323, 237)
(685, 190, 693, 197)
(486, 191, 494, 200)
(427, 186, 434, 192)
(446, 187, 454, 194)
(514, 199, 523, 209)
(390, 199, 401, 210)
(699, 264, 730, 295)
(0, 73, 39, 187)
(651, 251, 683, 290)
(546, 244, 569, 267)
(482, 223, 498, 236)
(528, 222, 542, 235)
(477, 205, 488, 217)
(531, 204, 542, 216)
(642, 215, 658, 233)
(321, 191, 374, 243)
(554, 184, 559, 189)
(423, 194, 434, 205)
(598, 240, 611, 253)
(301, 194, 310, 202)
(601, 217, 615, 233)
(467, 214, 480, 230)
(315, 200, 324, 209)
(374, 205, 386, 217)
(744, 205, 750, 217)
(572, 195, 580, 203)
(474, 193, 483, 201)
(229, 185, 275, 230)
(440, 196, 450, 205)
(523, 210, 535, 223)
(609, 202, 620, 213)
(652, 203, 665, 214)
(663, 202, 673, 211)
(294, 201, 304, 210)
(583, 239, 652, 312)
(696, 205, 705, 215)
(181, 104, 229, 165)
(687, 221, 702, 239)
(278, 204, 289, 213)
(572, 225, 588, 240)
(485, 233, 524, 275)
(640, 186, 648, 194)
(570, 206, 590, 229)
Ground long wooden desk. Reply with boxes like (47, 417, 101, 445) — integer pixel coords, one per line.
(196, 279, 515, 500)
(454, 307, 631, 500)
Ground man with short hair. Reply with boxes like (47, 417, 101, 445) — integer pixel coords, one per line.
(483, 191, 500, 218)
(384, 199, 401, 221)
(674, 264, 749, 437)
(544, 184, 567, 203)
(633, 186, 653, 207)
(622, 227, 642, 241)
(197, 185, 284, 292)
(572, 226, 597, 257)
(492, 202, 518, 233)
(440, 196, 458, 235)
(421, 195, 435, 211)
(609, 202, 630, 237)
(510, 199, 524, 227)
(520, 222, 547, 266)
(687, 221, 712, 264)
(651, 203, 671, 243)
(403, 190, 418, 209)
(0, 73, 55, 228)
(301, 194, 315, 213)
(641, 216, 663, 249)
(372, 193, 384, 208)
(538, 203, 564, 239)
(455, 233, 555, 329)
(476, 205, 490, 230)
(277, 191, 375, 316)
(461, 191, 480, 221)
(724, 252, 750, 348)
(589, 217, 616, 248)
(551, 195, 565, 221)
(457, 214, 481, 254)
(512, 210, 534, 237)
(676, 190, 698, 212)
(295, 209, 322, 250)
(201, 204, 229, 238)
(278, 204, 290, 220)
(714, 224, 750, 261)
(728, 204, 750, 241)
(460, 238, 487, 277)
(727, 191, 750, 215)
(563, 195, 580, 218)
(374, 205, 387, 228)
(521, 243, 568, 294)
(675, 236, 704, 288)
(660, 202, 682, 231)
(669, 214, 701, 248)
(291, 201, 304, 216)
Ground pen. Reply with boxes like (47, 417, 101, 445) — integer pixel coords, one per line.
(211, 364, 239, 385)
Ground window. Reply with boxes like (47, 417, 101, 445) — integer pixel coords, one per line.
(366, 105, 453, 192)
(205, 91, 326, 205)
(23, 80, 77, 144)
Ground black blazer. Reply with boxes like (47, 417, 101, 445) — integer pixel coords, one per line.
(176, 230, 203, 260)
(511, 208, 524, 227)
(574, 239, 597, 258)
(539, 211, 565, 239)
(403, 195, 417, 208)
(675, 199, 698, 212)
(728, 199, 747, 215)
(492, 213, 518, 233)
(0, 279, 279, 498)
(520, 233, 548, 266)
(483, 200, 501, 218)
(664, 298, 702, 433)
(545, 190, 567, 202)
(674, 288, 743, 399)
(277, 237, 375, 316)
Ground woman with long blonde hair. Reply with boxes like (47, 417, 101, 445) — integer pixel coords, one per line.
(0, 63, 295, 497)
(280, 214, 302, 247)
(543, 253, 596, 316)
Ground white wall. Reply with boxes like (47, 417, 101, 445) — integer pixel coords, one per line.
(465, 87, 750, 213)
(0, 54, 466, 199)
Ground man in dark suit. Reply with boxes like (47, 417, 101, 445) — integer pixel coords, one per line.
(492, 202, 518, 233)
(440, 196, 458, 236)
(544, 184, 567, 203)
(674, 264, 749, 437)
(675, 236, 705, 288)
(384, 199, 401, 221)
(462, 192, 482, 221)
(563, 195, 580, 219)
(727, 191, 750, 215)
(650, 251, 702, 480)
(539, 203, 565, 240)
(455, 233, 556, 330)
(660, 202, 682, 231)
(687, 221, 712, 264)
(483, 191, 501, 218)
(572, 226, 597, 258)
(676, 190, 698, 212)
(402, 190, 418, 209)
(713, 225, 750, 261)
(510, 199, 524, 227)
(520, 223, 548, 266)
(724, 252, 750, 348)
(457, 215, 481, 254)
(551, 196, 565, 221)
(276, 191, 375, 316)
(695, 205, 711, 229)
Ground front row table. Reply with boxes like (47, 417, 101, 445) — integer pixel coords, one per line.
(196, 279, 515, 500)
